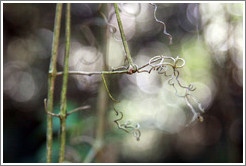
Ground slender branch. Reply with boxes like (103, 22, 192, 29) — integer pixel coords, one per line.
(114, 3, 137, 72)
(66, 105, 91, 116)
(59, 3, 71, 163)
(54, 57, 163, 76)
(44, 98, 61, 118)
(46, 3, 63, 163)
(45, 99, 90, 118)
(56, 69, 129, 76)
(94, 4, 110, 162)
(101, 74, 119, 103)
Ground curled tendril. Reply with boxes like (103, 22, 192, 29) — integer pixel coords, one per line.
(113, 106, 141, 141)
(174, 70, 196, 91)
(148, 55, 185, 69)
(174, 56, 186, 68)
(138, 55, 205, 125)
(102, 74, 141, 141)
(150, 3, 173, 45)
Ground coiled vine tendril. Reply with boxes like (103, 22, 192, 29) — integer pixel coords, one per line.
(137, 55, 204, 125)
(102, 74, 141, 141)
(97, 4, 204, 141)
(150, 3, 173, 45)
(101, 54, 204, 140)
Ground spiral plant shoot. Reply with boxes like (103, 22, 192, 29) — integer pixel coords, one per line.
(97, 3, 205, 140)
(45, 3, 205, 162)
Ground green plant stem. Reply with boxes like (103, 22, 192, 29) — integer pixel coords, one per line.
(56, 70, 129, 76)
(66, 105, 91, 116)
(46, 3, 63, 163)
(54, 55, 163, 77)
(83, 83, 107, 163)
(93, 74, 109, 162)
(114, 3, 136, 72)
(59, 3, 71, 163)
(84, 4, 111, 163)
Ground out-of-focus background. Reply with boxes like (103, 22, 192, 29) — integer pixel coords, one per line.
(2, 3, 244, 163)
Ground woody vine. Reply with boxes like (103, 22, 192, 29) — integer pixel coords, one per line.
(44, 3, 205, 163)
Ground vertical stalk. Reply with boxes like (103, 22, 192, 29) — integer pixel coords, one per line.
(114, 3, 136, 71)
(46, 3, 63, 163)
(59, 3, 71, 163)
(96, 3, 109, 147)
(83, 4, 109, 163)
(93, 3, 112, 162)
(83, 82, 108, 163)
(94, 81, 108, 161)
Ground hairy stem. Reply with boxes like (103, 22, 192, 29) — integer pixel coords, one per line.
(46, 3, 63, 163)
(114, 3, 136, 72)
(59, 3, 71, 163)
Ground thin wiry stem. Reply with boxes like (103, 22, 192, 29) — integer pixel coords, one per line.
(45, 99, 90, 117)
(54, 57, 163, 76)
(55, 69, 129, 76)
(114, 3, 137, 72)
(66, 105, 91, 116)
(83, 4, 112, 162)
(113, 106, 141, 141)
(59, 3, 71, 163)
(142, 55, 205, 125)
(102, 73, 141, 141)
(46, 3, 63, 163)
(94, 4, 112, 161)
(56, 53, 204, 127)
(44, 98, 60, 118)
(150, 3, 173, 45)
(101, 74, 119, 103)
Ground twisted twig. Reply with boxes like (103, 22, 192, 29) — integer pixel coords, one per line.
(55, 54, 205, 126)
(150, 3, 173, 45)
(102, 74, 141, 141)
(142, 55, 204, 125)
